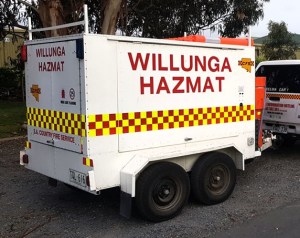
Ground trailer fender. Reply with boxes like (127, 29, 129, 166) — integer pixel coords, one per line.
(120, 155, 149, 218)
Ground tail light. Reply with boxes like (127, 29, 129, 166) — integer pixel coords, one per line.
(255, 76, 266, 120)
(255, 76, 266, 149)
(21, 45, 27, 62)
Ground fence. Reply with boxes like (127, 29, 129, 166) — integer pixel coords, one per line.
(0, 32, 25, 68)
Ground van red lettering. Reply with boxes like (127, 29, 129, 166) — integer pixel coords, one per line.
(170, 55, 180, 71)
(221, 57, 232, 72)
(36, 46, 66, 58)
(129, 53, 232, 73)
(186, 76, 201, 93)
(208, 56, 219, 72)
(152, 53, 156, 70)
(128, 53, 150, 70)
(140, 76, 154, 94)
(203, 77, 214, 92)
(158, 54, 168, 71)
(195, 56, 206, 71)
(181, 55, 193, 72)
(172, 77, 184, 93)
(156, 76, 170, 94)
(38, 61, 64, 72)
(140, 76, 224, 95)
(215, 77, 225, 92)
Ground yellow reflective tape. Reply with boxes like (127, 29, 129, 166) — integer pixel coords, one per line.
(88, 129, 96, 137)
(88, 115, 96, 123)
(152, 111, 158, 117)
(140, 111, 147, 118)
(95, 121, 102, 129)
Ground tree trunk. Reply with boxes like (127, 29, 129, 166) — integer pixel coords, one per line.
(101, 0, 122, 35)
(38, 0, 67, 37)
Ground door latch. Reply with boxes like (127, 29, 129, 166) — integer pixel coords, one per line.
(46, 139, 54, 145)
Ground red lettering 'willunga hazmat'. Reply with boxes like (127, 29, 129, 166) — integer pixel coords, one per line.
(128, 53, 232, 72)
(128, 52, 231, 95)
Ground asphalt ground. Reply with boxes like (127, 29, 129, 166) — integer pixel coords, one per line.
(0, 137, 299, 238)
(216, 199, 300, 238)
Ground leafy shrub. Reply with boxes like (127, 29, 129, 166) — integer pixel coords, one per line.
(0, 58, 24, 100)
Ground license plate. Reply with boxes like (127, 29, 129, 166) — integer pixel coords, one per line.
(69, 169, 87, 187)
(272, 125, 288, 134)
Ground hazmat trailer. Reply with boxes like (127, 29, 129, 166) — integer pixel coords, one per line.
(20, 9, 271, 222)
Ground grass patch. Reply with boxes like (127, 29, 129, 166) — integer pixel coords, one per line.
(0, 100, 26, 138)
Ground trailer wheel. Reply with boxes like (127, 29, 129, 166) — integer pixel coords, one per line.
(191, 152, 236, 205)
(135, 162, 190, 222)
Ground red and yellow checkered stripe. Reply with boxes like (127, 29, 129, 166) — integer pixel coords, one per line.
(27, 107, 86, 136)
(266, 93, 300, 100)
(27, 105, 255, 137)
(88, 105, 255, 137)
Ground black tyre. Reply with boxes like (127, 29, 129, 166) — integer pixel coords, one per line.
(272, 134, 285, 149)
(191, 152, 236, 205)
(272, 134, 297, 149)
(135, 162, 190, 222)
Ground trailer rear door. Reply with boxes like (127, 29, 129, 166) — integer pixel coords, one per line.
(26, 39, 84, 153)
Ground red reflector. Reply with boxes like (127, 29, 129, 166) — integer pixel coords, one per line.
(21, 45, 27, 62)
(83, 157, 94, 167)
(22, 154, 29, 164)
(25, 141, 31, 149)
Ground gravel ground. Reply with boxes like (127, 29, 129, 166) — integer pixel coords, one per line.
(0, 138, 299, 238)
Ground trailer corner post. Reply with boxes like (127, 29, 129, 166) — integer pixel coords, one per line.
(84, 4, 89, 34)
(28, 17, 32, 40)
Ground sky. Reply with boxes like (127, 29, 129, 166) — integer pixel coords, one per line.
(251, 0, 300, 37)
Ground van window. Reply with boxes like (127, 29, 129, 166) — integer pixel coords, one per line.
(256, 65, 300, 93)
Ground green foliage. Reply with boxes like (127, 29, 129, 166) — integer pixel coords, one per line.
(0, 48, 25, 101)
(0, 0, 270, 39)
(0, 68, 19, 88)
(0, 100, 26, 138)
(85, 0, 105, 34)
(255, 56, 266, 67)
(121, 0, 270, 38)
(262, 21, 298, 60)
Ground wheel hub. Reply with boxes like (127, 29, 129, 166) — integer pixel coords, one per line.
(162, 187, 170, 196)
(208, 164, 230, 195)
(153, 179, 177, 206)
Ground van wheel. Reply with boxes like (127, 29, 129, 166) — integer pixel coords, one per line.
(272, 134, 297, 149)
(135, 162, 190, 222)
(272, 134, 285, 149)
(191, 152, 236, 205)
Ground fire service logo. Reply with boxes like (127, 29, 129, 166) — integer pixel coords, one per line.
(238, 58, 254, 73)
(30, 84, 41, 102)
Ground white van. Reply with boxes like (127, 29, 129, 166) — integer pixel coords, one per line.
(256, 60, 300, 146)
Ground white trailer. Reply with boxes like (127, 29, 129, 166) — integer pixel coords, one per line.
(20, 10, 271, 221)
